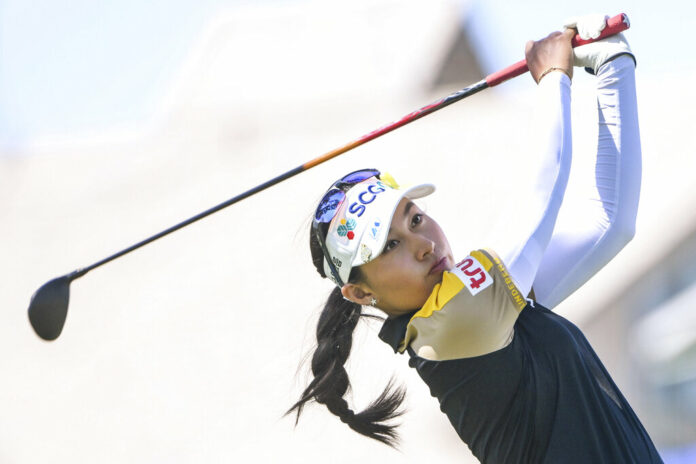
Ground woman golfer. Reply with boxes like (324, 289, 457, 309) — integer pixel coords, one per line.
(289, 15, 663, 463)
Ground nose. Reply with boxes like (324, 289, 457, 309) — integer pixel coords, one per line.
(415, 234, 435, 261)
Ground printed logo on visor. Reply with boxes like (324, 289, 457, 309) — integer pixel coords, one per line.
(347, 181, 387, 217)
(369, 219, 382, 240)
(337, 218, 356, 240)
(360, 243, 373, 263)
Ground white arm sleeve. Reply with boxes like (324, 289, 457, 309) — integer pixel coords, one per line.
(530, 55, 641, 308)
(498, 71, 573, 298)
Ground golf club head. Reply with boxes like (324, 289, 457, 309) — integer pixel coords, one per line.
(28, 275, 72, 341)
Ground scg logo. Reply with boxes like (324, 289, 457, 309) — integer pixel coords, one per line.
(348, 182, 387, 217)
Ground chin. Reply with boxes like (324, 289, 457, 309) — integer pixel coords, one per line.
(415, 290, 434, 309)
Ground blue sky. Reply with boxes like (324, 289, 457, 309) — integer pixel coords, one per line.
(0, 0, 693, 150)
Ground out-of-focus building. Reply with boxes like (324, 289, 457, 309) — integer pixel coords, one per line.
(582, 219, 696, 462)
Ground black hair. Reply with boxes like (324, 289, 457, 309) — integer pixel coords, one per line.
(286, 227, 406, 447)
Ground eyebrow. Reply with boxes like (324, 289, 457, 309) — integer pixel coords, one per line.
(403, 201, 415, 217)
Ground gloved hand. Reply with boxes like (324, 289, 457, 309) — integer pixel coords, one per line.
(563, 14, 635, 74)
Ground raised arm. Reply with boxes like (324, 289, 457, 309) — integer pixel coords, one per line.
(497, 30, 575, 298)
(497, 17, 639, 308)
(530, 21, 639, 308)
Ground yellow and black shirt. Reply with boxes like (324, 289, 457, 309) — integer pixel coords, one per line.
(379, 249, 662, 464)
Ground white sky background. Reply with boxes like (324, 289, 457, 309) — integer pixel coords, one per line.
(1, 0, 694, 150)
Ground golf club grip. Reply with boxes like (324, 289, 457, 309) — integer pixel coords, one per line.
(485, 13, 630, 87)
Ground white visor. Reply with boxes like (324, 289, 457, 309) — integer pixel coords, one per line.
(322, 176, 435, 286)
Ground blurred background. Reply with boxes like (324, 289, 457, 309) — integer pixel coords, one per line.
(2, 0, 695, 462)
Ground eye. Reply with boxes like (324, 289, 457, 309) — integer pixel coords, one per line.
(411, 213, 423, 227)
(383, 239, 399, 253)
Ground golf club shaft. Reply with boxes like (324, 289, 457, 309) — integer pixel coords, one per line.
(74, 13, 629, 279)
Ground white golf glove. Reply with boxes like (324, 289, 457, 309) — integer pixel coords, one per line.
(564, 14, 635, 74)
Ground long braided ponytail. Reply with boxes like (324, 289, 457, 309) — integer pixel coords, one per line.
(286, 229, 405, 446)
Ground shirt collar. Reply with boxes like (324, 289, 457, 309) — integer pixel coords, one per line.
(378, 311, 416, 353)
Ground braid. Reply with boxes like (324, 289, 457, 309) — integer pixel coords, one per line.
(287, 286, 406, 446)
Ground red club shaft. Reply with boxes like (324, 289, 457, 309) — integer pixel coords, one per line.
(304, 13, 629, 169)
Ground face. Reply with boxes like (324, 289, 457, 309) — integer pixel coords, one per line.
(353, 198, 453, 316)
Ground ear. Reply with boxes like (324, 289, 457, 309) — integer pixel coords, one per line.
(341, 283, 374, 306)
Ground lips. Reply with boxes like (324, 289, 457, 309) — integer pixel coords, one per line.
(429, 257, 449, 275)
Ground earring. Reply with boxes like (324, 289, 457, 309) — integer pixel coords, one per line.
(370, 297, 378, 306)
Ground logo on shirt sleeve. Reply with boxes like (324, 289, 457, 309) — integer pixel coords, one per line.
(452, 255, 493, 295)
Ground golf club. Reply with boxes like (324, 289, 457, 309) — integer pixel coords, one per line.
(28, 13, 630, 341)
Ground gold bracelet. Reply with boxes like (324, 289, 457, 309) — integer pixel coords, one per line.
(537, 67, 571, 83)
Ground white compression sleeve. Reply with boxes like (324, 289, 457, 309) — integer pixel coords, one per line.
(498, 71, 573, 298)
(530, 55, 641, 309)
